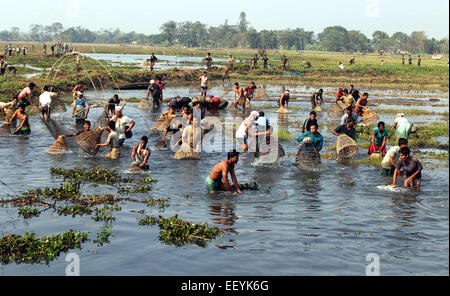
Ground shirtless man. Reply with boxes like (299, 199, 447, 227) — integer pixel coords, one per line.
(244, 82, 257, 109)
(278, 91, 290, 109)
(233, 82, 245, 108)
(9, 104, 30, 135)
(206, 150, 242, 195)
(131, 136, 151, 170)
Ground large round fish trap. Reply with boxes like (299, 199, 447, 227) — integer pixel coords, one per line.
(47, 136, 67, 153)
(327, 102, 344, 119)
(295, 142, 321, 165)
(150, 116, 174, 136)
(43, 118, 68, 140)
(254, 88, 268, 101)
(138, 99, 150, 109)
(362, 108, 379, 126)
(76, 127, 104, 156)
(369, 151, 383, 161)
(336, 134, 359, 159)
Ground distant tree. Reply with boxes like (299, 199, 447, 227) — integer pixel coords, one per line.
(238, 12, 249, 33)
(371, 30, 390, 51)
(391, 32, 409, 51)
(318, 26, 349, 52)
(347, 30, 370, 52)
(439, 37, 449, 54)
(245, 29, 261, 48)
(160, 21, 177, 46)
(408, 31, 428, 53)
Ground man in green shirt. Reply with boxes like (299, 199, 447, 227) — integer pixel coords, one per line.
(296, 123, 323, 152)
(369, 121, 388, 156)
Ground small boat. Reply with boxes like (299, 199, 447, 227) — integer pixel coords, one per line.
(113, 83, 149, 90)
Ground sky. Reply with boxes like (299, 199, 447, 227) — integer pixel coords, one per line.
(0, 0, 448, 39)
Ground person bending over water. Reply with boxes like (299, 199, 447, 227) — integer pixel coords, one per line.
(206, 150, 242, 195)
(380, 138, 408, 177)
(131, 136, 151, 170)
(96, 121, 120, 159)
(390, 147, 422, 189)
(9, 104, 30, 135)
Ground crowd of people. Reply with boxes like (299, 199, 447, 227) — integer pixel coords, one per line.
(0, 46, 425, 194)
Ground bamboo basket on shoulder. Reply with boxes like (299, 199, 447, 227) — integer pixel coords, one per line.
(362, 108, 380, 126)
(76, 127, 104, 156)
(336, 134, 359, 159)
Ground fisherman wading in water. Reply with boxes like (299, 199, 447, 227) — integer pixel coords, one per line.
(206, 150, 242, 195)
(9, 104, 30, 135)
(131, 136, 151, 171)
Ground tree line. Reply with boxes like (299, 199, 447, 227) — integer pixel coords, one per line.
(0, 12, 448, 54)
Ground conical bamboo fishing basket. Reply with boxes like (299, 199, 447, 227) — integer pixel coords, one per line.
(296, 142, 321, 165)
(277, 106, 289, 113)
(47, 136, 67, 153)
(138, 99, 150, 109)
(362, 108, 380, 126)
(150, 115, 174, 136)
(76, 127, 104, 156)
(254, 88, 268, 101)
(327, 102, 345, 119)
(314, 106, 322, 112)
(174, 125, 201, 160)
(336, 101, 347, 110)
(336, 134, 359, 159)
(256, 136, 285, 160)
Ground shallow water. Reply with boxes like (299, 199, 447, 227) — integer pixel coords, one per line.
(85, 53, 227, 70)
(0, 83, 448, 276)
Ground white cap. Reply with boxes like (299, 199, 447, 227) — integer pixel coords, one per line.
(115, 105, 123, 112)
(77, 91, 83, 95)
(250, 111, 259, 120)
(396, 113, 405, 118)
(150, 80, 155, 84)
(285, 90, 290, 94)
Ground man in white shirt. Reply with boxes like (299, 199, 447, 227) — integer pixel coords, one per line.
(110, 105, 135, 146)
(236, 111, 259, 152)
(96, 121, 120, 159)
(340, 106, 359, 125)
(380, 138, 408, 176)
(39, 86, 58, 121)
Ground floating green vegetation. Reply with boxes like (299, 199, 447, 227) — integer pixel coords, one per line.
(93, 227, 114, 247)
(421, 152, 449, 160)
(138, 214, 222, 247)
(238, 182, 259, 191)
(147, 197, 169, 210)
(346, 178, 356, 186)
(0, 230, 89, 265)
(18, 207, 40, 219)
(118, 185, 153, 195)
(57, 205, 93, 217)
(278, 128, 294, 141)
(307, 178, 318, 184)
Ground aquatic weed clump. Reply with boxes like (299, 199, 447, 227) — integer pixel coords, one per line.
(138, 214, 222, 247)
(238, 182, 260, 191)
(0, 230, 89, 265)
